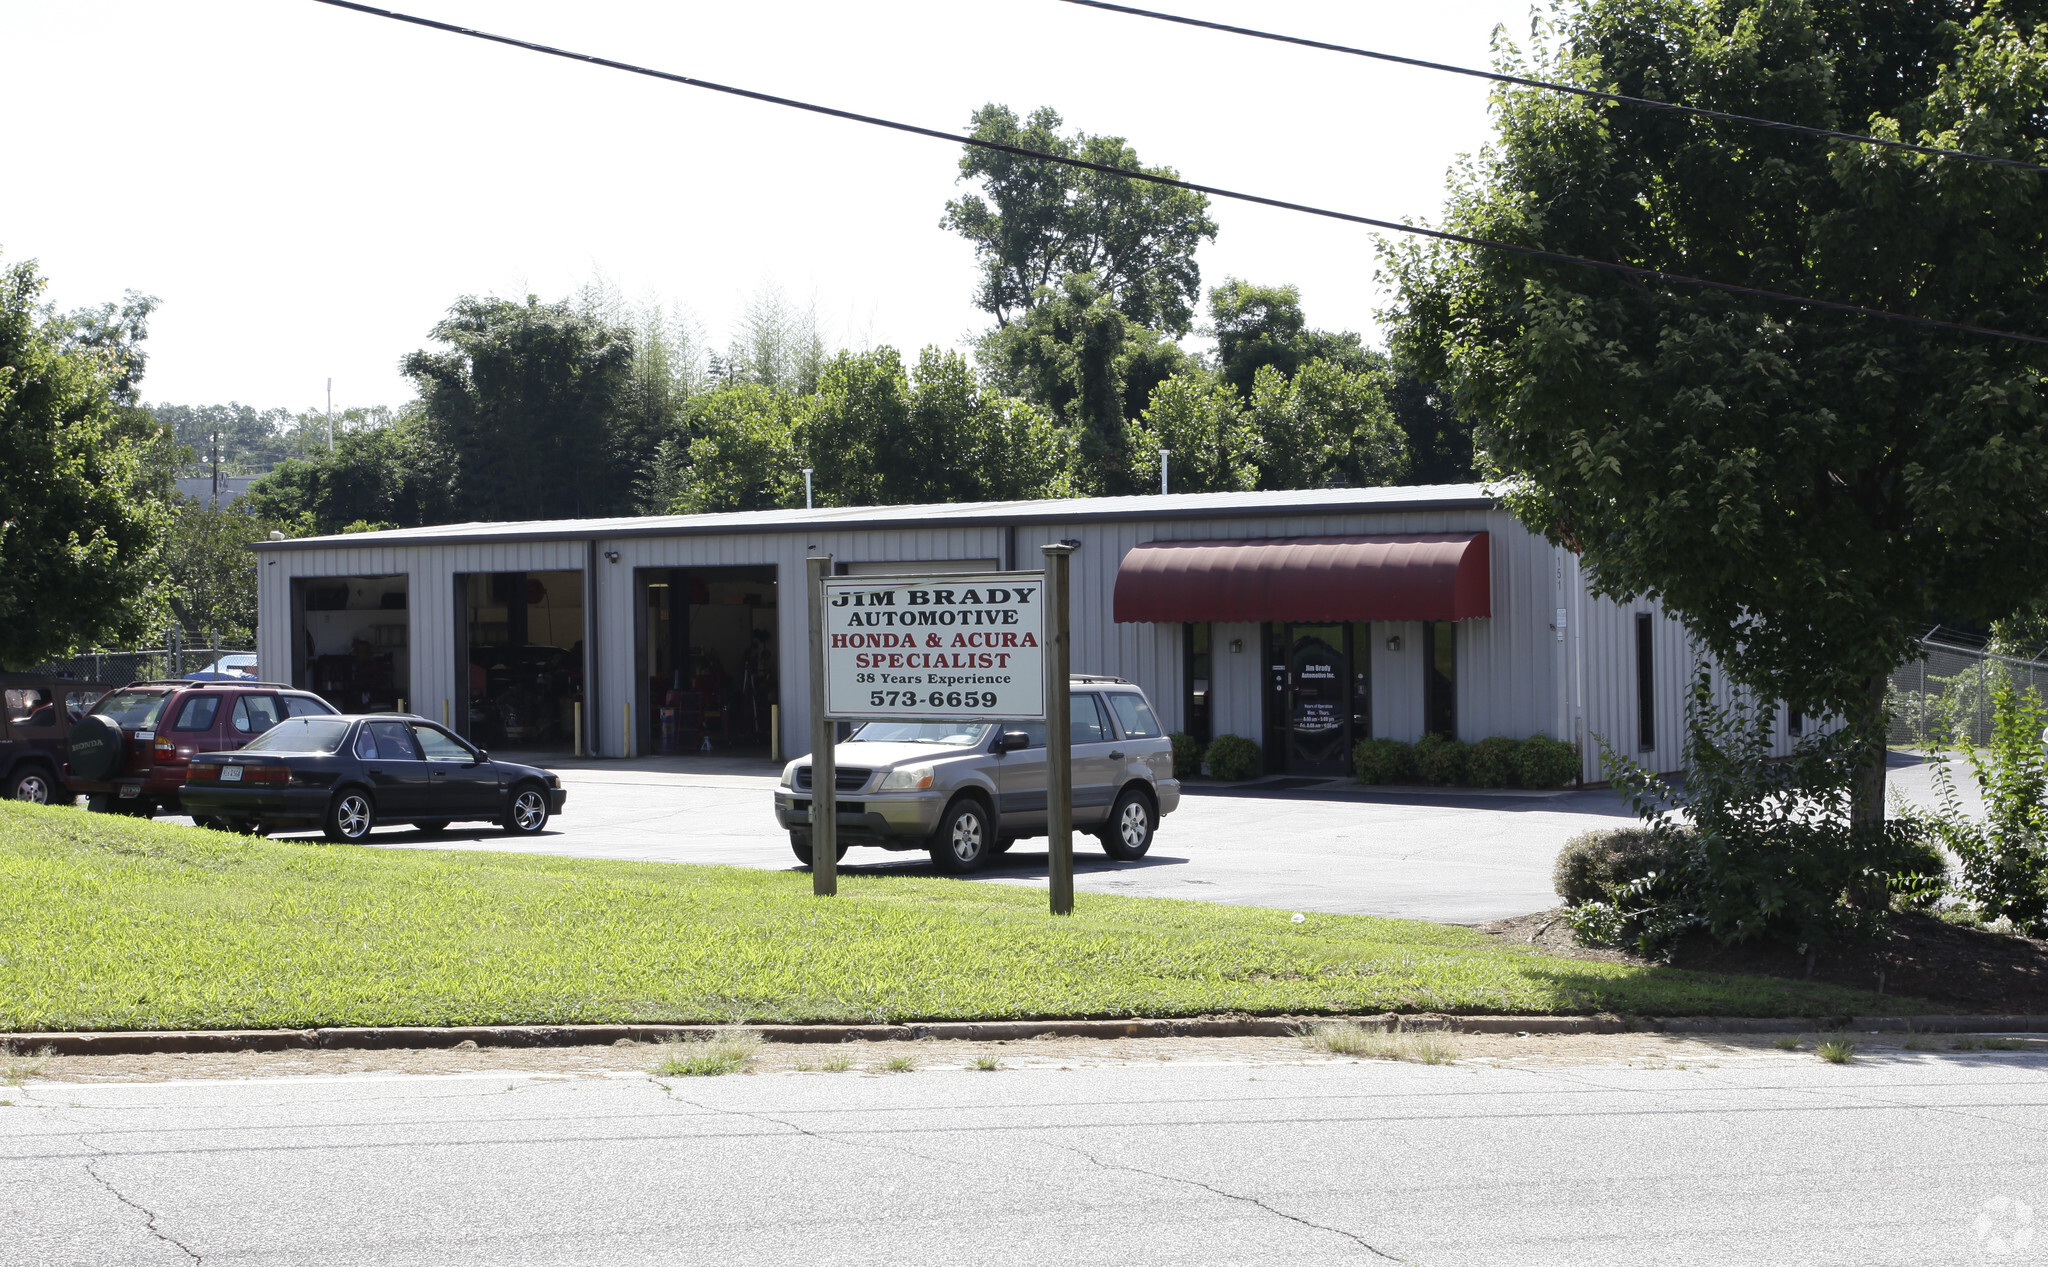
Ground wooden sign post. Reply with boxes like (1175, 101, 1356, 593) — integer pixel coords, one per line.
(806, 554, 838, 897)
(1042, 542, 1075, 916)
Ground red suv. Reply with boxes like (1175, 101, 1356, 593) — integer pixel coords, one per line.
(66, 681, 338, 817)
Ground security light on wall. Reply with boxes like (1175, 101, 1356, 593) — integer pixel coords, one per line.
(1228, 638, 1244, 653)
(603, 549, 621, 563)
(1385, 635, 1403, 652)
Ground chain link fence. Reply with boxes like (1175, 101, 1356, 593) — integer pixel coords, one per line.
(21, 635, 257, 689)
(1887, 633, 2048, 749)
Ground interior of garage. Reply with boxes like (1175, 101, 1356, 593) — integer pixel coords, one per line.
(635, 565, 777, 756)
(291, 575, 410, 713)
(456, 571, 586, 752)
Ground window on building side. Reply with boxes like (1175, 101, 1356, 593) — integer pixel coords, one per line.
(1423, 621, 1456, 739)
(1636, 613, 1656, 752)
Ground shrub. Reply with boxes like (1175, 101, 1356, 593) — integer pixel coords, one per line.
(1412, 733, 1467, 785)
(1553, 827, 1676, 906)
(1904, 670, 2048, 934)
(1168, 732, 1205, 780)
(1466, 736, 1519, 788)
(1351, 738, 1415, 784)
(1516, 734, 1581, 788)
(1203, 733, 1263, 782)
(1570, 667, 1940, 958)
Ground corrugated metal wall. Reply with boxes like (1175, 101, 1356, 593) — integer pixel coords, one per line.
(258, 504, 1761, 781)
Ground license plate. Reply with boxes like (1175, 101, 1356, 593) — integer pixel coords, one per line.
(118, 783, 140, 798)
(221, 766, 243, 782)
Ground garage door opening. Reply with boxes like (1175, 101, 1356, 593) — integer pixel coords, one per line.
(634, 565, 777, 756)
(291, 575, 409, 713)
(455, 571, 586, 752)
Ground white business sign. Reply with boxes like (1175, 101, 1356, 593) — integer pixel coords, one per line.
(821, 572, 1045, 720)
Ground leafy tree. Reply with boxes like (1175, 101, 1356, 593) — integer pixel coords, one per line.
(1129, 369, 1256, 493)
(943, 104, 1217, 336)
(1208, 279, 1372, 397)
(801, 347, 1071, 507)
(0, 256, 170, 667)
(403, 295, 634, 521)
(154, 496, 270, 641)
(1246, 360, 1409, 490)
(44, 289, 159, 406)
(980, 272, 1187, 494)
(1389, 0, 2048, 830)
(664, 384, 804, 514)
(1387, 371, 1478, 484)
(241, 411, 454, 535)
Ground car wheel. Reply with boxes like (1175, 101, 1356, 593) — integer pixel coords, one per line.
(414, 819, 452, 835)
(503, 785, 549, 835)
(788, 831, 849, 867)
(928, 797, 994, 874)
(990, 836, 1016, 855)
(192, 815, 225, 831)
(1099, 788, 1156, 861)
(6, 767, 56, 805)
(324, 789, 376, 843)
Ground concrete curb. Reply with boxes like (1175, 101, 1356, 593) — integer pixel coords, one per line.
(5, 1014, 2043, 1057)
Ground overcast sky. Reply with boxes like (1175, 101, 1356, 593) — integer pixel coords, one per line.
(3, 0, 1536, 413)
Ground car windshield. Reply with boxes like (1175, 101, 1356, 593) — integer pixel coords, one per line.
(239, 717, 351, 753)
(847, 721, 992, 746)
(91, 689, 171, 729)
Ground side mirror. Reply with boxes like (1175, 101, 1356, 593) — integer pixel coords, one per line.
(996, 730, 1029, 752)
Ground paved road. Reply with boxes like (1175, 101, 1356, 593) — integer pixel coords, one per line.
(8, 1051, 2044, 1265)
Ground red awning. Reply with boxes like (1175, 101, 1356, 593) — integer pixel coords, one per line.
(1112, 533, 1491, 623)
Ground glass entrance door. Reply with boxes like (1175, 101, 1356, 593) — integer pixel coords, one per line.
(1285, 625, 1349, 775)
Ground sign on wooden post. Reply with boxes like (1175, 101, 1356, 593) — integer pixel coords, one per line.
(806, 555, 838, 897)
(1042, 543, 1075, 916)
(819, 573, 1045, 720)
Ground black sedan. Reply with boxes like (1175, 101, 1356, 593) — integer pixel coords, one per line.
(182, 714, 566, 842)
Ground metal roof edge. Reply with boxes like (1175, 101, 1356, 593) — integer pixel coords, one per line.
(247, 489, 1500, 552)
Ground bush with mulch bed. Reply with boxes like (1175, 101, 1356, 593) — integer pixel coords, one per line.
(1481, 909, 2048, 1014)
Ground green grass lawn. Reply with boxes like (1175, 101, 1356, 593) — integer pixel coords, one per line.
(0, 801, 1913, 1031)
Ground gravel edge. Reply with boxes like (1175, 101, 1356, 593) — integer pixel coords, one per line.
(7, 1013, 2045, 1056)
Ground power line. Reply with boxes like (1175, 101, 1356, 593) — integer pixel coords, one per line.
(305, 0, 2048, 348)
(1060, 0, 2048, 176)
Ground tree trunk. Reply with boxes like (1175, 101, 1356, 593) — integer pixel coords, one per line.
(1849, 671, 1891, 835)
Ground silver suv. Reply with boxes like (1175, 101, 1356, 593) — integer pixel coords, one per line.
(774, 675, 1180, 874)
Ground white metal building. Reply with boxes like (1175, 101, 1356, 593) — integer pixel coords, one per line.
(250, 484, 1804, 781)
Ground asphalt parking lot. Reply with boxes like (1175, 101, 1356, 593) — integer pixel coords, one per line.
(152, 751, 1956, 926)
(237, 753, 1637, 924)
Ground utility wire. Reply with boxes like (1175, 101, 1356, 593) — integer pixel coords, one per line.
(1060, 0, 2048, 176)
(305, 0, 2048, 348)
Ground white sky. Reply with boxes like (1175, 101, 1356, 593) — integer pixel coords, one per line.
(2, 0, 1535, 413)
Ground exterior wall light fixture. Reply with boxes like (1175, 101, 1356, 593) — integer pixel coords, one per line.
(1385, 635, 1403, 652)
(603, 549, 621, 563)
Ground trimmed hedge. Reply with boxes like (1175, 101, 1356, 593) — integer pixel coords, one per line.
(1351, 738, 1416, 784)
(1466, 735, 1519, 788)
(1413, 734, 1468, 785)
(1516, 734, 1581, 788)
(1554, 827, 1675, 905)
(1204, 733, 1263, 782)
(1168, 732, 1205, 780)
(1350, 733, 1582, 789)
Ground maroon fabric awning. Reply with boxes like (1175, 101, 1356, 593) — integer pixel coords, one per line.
(1112, 533, 1491, 623)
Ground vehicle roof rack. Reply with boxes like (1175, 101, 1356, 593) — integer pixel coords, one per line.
(129, 680, 300, 691)
(1069, 673, 1130, 685)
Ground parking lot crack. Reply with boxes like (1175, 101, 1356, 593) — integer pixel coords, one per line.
(83, 1150, 203, 1263)
(1052, 1141, 1409, 1262)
